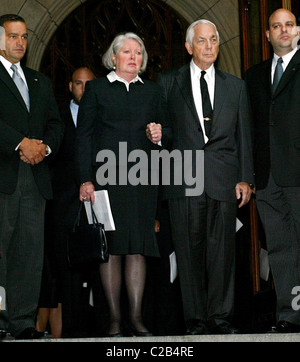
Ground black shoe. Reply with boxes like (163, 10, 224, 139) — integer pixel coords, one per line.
(211, 323, 239, 335)
(15, 327, 44, 340)
(186, 319, 208, 335)
(0, 329, 7, 340)
(129, 326, 153, 337)
(271, 321, 300, 333)
(106, 332, 124, 338)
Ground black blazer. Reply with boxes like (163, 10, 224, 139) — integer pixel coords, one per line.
(76, 77, 165, 185)
(158, 63, 254, 202)
(0, 62, 64, 199)
(51, 105, 81, 227)
(245, 49, 300, 189)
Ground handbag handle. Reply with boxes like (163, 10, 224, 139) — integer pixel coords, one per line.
(72, 201, 104, 230)
(72, 201, 84, 231)
(90, 201, 99, 225)
(90, 201, 105, 230)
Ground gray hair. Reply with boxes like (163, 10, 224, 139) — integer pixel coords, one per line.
(102, 32, 148, 73)
(186, 19, 220, 46)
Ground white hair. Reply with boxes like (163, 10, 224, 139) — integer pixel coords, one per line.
(186, 19, 220, 46)
(102, 32, 148, 73)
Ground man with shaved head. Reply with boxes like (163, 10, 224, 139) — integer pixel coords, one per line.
(245, 8, 300, 333)
(39, 67, 97, 338)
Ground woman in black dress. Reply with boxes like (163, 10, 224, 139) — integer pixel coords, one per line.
(76, 32, 165, 337)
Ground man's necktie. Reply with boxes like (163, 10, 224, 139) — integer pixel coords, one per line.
(200, 70, 213, 138)
(272, 57, 283, 94)
(11, 64, 30, 110)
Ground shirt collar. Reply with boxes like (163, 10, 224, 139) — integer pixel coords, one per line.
(273, 47, 298, 69)
(0, 55, 22, 74)
(107, 70, 144, 91)
(190, 59, 215, 80)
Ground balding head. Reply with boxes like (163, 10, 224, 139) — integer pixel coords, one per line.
(266, 8, 299, 56)
(69, 67, 95, 105)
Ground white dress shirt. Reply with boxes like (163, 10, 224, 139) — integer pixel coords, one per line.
(190, 60, 215, 143)
(0, 55, 29, 88)
(271, 47, 298, 84)
(70, 99, 79, 127)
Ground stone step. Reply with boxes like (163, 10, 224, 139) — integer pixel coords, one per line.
(3, 333, 300, 342)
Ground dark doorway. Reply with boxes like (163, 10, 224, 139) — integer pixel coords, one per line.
(40, 0, 189, 106)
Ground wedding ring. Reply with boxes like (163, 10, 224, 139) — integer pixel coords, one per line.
(82, 197, 87, 200)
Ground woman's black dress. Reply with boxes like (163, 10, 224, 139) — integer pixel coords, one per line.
(77, 76, 166, 257)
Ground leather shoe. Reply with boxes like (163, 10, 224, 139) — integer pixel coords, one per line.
(186, 319, 208, 335)
(211, 323, 239, 335)
(0, 329, 7, 340)
(15, 327, 44, 340)
(129, 326, 153, 337)
(106, 332, 123, 338)
(271, 320, 300, 333)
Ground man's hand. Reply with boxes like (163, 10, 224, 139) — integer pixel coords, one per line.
(235, 182, 253, 208)
(146, 123, 162, 144)
(18, 138, 46, 165)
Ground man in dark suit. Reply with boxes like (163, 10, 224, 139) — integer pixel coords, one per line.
(0, 14, 64, 340)
(245, 8, 300, 333)
(147, 19, 254, 335)
(49, 66, 105, 338)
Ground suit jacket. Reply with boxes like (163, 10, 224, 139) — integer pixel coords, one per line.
(0, 62, 64, 199)
(245, 49, 300, 190)
(158, 63, 254, 202)
(51, 104, 81, 227)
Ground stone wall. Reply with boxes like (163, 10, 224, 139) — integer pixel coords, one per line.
(0, 0, 241, 77)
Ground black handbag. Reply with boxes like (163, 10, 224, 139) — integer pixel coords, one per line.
(67, 201, 109, 267)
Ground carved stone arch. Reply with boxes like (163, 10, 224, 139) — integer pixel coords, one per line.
(0, 0, 241, 77)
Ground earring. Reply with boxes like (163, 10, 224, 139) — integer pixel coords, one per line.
(113, 65, 116, 70)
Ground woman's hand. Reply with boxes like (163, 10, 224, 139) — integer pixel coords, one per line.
(146, 123, 162, 144)
(79, 181, 95, 204)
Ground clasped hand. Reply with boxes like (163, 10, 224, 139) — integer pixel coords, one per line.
(19, 137, 46, 165)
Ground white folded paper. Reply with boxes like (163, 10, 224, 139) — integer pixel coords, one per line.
(169, 251, 178, 283)
(84, 190, 116, 231)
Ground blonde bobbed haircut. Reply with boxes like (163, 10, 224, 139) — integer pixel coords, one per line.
(102, 32, 148, 73)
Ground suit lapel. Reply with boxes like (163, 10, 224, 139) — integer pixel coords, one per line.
(260, 59, 272, 97)
(175, 64, 201, 125)
(273, 49, 300, 97)
(0, 62, 29, 111)
(213, 69, 227, 122)
(23, 67, 40, 114)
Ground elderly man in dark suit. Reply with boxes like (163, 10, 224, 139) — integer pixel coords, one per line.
(0, 14, 64, 340)
(147, 19, 254, 335)
(245, 8, 300, 333)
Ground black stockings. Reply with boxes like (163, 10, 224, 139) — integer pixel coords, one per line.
(99, 254, 148, 335)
